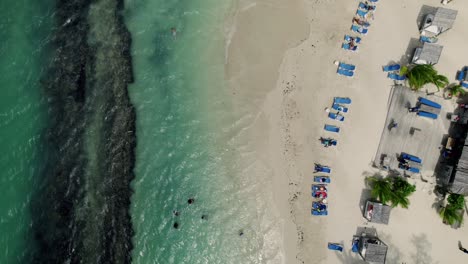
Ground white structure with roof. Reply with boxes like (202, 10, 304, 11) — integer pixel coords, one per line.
(420, 7, 458, 36)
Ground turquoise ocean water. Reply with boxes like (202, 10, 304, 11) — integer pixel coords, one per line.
(0, 0, 282, 263)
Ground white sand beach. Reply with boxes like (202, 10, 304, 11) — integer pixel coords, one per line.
(226, 0, 468, 263)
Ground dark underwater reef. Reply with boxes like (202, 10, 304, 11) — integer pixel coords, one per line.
(32, 0, 135, 263)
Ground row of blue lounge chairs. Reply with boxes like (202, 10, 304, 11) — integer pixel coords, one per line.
(312, 163, 331, 215)
(382, 63, 406, 83)
(336, 62, 356, 77)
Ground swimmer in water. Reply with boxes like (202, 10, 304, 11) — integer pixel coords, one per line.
(171, 27, 177, 38)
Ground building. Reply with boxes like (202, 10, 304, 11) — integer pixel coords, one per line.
(412, 43, 443, 65)
(420, 7, 458, 36)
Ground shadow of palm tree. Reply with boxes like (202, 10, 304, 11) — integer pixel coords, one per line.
(410, 233, 439, 264)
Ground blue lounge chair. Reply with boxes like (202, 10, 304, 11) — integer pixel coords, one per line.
(338, 62, 356, 71)
(324, 124, 340, 133)
(342, 43, 358, 51)
(388, 73, 406, 81)
(457, 70, 466, 81)
(314, 176, 331, 183)
(417, 111, 438, 119)
(351, 25, 368, 35)
(382, 64, 401, 72)
(312, 185, 328, 198)
(462, 82, 468, 88)
(420, 36, 437, 43)
(334, 97, 352, 104)
(332, 103, 349, 112)
(358, 2, 376, 11)
(337, 68, 354, 77)
(369, 0, 378, 2)
(418, 97, 441, 109)
(312, 202, 328, 216)
(329, 112, 345, 121)
(344, 35, 361, 43)
(352, 237, 360, 253)
(399, 163, 420, 173)
(315, 164, 331, 173)
(328, 243, 343, 251)
(356, 9, 368, 18)
(320, 137, 337, 147)
(401, 152, 422, 163)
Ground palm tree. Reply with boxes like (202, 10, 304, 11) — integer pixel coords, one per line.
(447, 193, 465, 210)
(439, 204, 463, 225)
(390, 177, 416, 208)
(406, 64, 437, 90)
(367, 176, 394, 205)
(405, 64, 449, 91)
(446, 84, 467, 98)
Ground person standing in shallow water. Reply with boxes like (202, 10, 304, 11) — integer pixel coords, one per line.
(188, 198, 195, 204)
(171, 27, 177, 39)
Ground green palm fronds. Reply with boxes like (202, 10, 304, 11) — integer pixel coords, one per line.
(439, 205, 463, 225)
(367, 176, 416, 209)
(405, 64, 449, 91)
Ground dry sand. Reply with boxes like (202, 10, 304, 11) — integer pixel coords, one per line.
(226, 0, 468, 263)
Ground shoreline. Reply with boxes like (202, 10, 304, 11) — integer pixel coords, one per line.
(225, 0, 309, 263)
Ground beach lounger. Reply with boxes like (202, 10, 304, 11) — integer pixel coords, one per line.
(457, 70, 466, 81)
(314, 176, 331, 183)
(401, 152, 422, 164)
(399, 163, 420, 173)
(417, 111, 438, 119)
(351, 237, 360, 253)
(351, 24, 368, 35)
(382, 64, 401, 72)
(320, 137, 337, 147)
(342, 43, 358, 51)
(462, 82, 468, 88)
(418, 97, 441, 109)
(334, 97, 352, 104)
(312, 202, 328, 216)
(332, 103, 349, 113)
(358, 2, 376, 11)
(418, 103, 441, 115)
(387, 73, 406, 81)
(337, 68, 354, 77)
(324, 124, 340, 133)
(344, 35, 361, 43)
(420, 36, 437, 43)
(314, 164, 331, 173)
(338, 62, 356, 71)
(328, 112, 345, 121)
(368, 0, 378, 2)
(328, 243, 343, 252)
(356, 9, 368, 18)
(312, 184, 328, 199)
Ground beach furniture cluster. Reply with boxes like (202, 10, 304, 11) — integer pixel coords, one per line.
(311, 164, 330, 216)
(408, 96, 441, 120)
(382, 63, 405, 84)
(456, 66, 468, 88)
(398, 152, 422, 173)
(313, 98, 352, 216)
(337, 1, 379, 77)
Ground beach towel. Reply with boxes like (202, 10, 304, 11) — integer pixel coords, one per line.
(333, 97, 352, 104)
(418, 97, 441, 109)
(332, 103, 349, 112)
(382, 64, 401, 72)
(337, 68, 354, 77)
(328, 112, 345, 121)
(315, 164, 331, 173)
(324, 124, 340, 133)
(328, 243, 343, 252)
